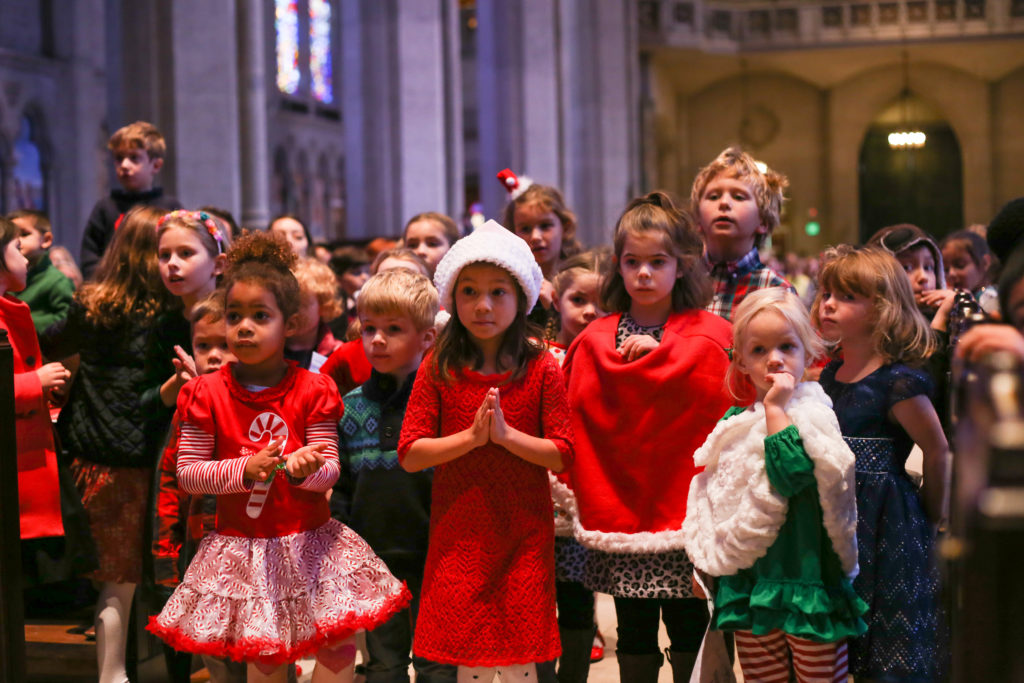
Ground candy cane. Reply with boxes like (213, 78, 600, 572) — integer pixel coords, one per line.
(246, 412, 289, 519)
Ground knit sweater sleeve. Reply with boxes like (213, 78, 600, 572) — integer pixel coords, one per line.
(398, 363, 442, 462)
(764, 425, 815, 498)
(539, 354, 574, 469)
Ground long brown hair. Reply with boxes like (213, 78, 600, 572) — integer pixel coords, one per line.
(77, 205, 177, 327)
(431, 262, 544, 384)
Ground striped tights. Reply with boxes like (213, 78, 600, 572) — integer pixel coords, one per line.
(735, 630, 848, 683)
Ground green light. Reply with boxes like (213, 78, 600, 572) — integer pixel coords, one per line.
(805, 221, 821, 236)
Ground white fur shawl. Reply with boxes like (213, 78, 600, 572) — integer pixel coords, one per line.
(680, 382, 859, 579)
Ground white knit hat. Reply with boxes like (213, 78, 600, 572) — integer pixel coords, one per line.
(433, 219, 544, 312)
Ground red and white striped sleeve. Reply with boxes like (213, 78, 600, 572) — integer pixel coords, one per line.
(291, 421, 340, 492)
(176, 422, 250, 495)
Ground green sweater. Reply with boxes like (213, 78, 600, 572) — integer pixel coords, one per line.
(15, 253, 75, 335)
(712, 408, 868, 643)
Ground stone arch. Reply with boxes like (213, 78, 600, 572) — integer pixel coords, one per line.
(829, 61, 990, 244)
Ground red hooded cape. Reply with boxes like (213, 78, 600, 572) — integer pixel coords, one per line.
(561, 310, 731, 553)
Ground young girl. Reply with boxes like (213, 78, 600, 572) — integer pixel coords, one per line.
(403, 212, 460, 277)
(287, 257, 345, 372)
(398, 219, 574, 683)
(682, 287, 867, 682)
(941, 229, 999, 316)
(147, 232, 409, 683)
(561, 192, 733, 682)
(545, 249, 608, 681)
(40, 206, 179, 683)
(813, 246, 950, 681)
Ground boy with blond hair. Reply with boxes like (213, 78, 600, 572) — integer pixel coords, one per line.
(80, 121, 180, 279)
(9, 209, 75, 333)
(691, 146, 791, 321)
(330, 269, 455, 682)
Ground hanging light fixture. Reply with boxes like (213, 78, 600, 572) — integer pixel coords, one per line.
(889, 50, 926, 150)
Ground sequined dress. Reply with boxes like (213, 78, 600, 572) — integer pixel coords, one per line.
(819, 361, 943, 680)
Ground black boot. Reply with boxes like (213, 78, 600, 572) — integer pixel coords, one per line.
(617, 651, 664, 683)
(556, 628, 594, 683)
(665, 649, 699, 683)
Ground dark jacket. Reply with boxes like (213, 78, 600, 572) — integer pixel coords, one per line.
(80, 187, 181, 279)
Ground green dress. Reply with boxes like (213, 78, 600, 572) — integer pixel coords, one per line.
(712, 407, 868, 643)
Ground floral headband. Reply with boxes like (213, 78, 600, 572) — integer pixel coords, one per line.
(157, 210, 226, 254)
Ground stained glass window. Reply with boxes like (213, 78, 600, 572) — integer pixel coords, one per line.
(309, 0, 333, 103)
(276, 0, 300, 95)
(12, 117, 45, 210)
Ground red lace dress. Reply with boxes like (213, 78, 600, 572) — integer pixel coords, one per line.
(398, 352, 574, 667)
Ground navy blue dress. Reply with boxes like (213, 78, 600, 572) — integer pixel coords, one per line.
(819, 361, 943, 681)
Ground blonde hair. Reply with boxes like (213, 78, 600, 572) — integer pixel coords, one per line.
(292, 257, 344, 323)
(727, 288, 823, 402)
(811, 246, 936, 365)
(157, 210, 232, 258)
(357, 269, 439, 332)
(502, 184, 582, 262)
(108, 120, 167, 160)
(690, 146, 789, 246)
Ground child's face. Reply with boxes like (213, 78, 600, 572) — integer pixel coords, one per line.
(270, 217, 309, 258)
(295, 292, 322, 338)
(338, 264, 370, 296)
(895, 245, 938, 295)
(360, 310, 435, 378)
(817, 287, 874, 345)
(513, 202, 564, 272)
(942, 241, 986, 292)
(553, 272, 604, 344)
(13, 218, 50, 265)
(158, 226, 222, 302)
(404, 220, 451, 276)
(225, 282, 296, 370)
(736, 310, 807, 401)
(192, 315, 236, 374)
(618, 231, 680, 313)
(112, 145, 161, 193)
(454, 263, 519, 348)
(697, 173, 766, 261)
(1, 238, 29, 293)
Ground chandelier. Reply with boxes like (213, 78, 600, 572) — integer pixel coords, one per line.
(889, 51, 926, 150)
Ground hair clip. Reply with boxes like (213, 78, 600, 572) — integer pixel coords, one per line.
(197, 211, 225, 254)
(496, 168, 533, 201)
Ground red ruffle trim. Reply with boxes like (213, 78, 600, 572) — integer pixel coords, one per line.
(147, 583, 412, 666)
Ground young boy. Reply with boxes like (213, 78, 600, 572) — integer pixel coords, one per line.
(8, 209, 75, 334)
(691, 146, 791, 321)
(330, 269, 455, 682)
(80, 121, 181, 279)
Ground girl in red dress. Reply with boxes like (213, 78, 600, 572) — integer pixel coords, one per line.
(148, 232, 409, 683)
(398, 220, 575, 683)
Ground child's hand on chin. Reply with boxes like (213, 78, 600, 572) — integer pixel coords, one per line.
(763, 371, 796, 409)
(618, 334, 659, 362)
(286, 443, 328, 479)
(245, 438, 284, 482)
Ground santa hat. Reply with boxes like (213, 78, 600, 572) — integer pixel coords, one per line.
(433, 219, 543, 312)
(496, 168, 533, 201)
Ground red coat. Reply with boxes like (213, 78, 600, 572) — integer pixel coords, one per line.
(561, 310, 731, 553)
(320, 338, 372, 397)
(1, 295, 63, 539)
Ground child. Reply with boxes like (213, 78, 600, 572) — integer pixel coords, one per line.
(329, 245, 372, 332)
(941, 229, 999, 316)
(545, 249, 609, 681)
(813, 246, 950, 681)
(691, 146, 791, 321)
(40, 206, 179, 683)
(682, 288, 867, 682)
(269, 214, 313, 258)
(147, 231, 409, 682)
(0, 215, 69, 565)
(561, 192, 733, 682)
(8, 209, 75, 334)
(398, 220, 574, 682)
(287, 257, 345, 372)
(331, 269, 456, 682)
(502, 181, 582, 325)
(372, 246, 431, 278)
(403, 212, 460, 277)
(869, 223, 956, 331)
(80, 121, 181, 279)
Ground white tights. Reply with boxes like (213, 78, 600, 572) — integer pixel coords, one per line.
(457, 663, 538, 682)
(95, 581, 136, 683)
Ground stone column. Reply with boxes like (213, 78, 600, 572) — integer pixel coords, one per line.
(237, 0, 271, 229)
(342, 0, 464, 239)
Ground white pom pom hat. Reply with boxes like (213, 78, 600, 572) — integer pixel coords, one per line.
(433, 219, 544, 312)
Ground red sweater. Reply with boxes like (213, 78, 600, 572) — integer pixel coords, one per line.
(561, 310, 732, 553)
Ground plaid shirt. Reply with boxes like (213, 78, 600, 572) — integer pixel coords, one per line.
(705, 248, 792, 321)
